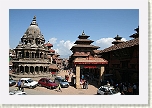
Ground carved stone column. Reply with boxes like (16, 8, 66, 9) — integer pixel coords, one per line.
(47, 66, 49, 74)
(76, 65, 81, 89)
(98, 66, 105, 86)
(38, 66, 40, 74)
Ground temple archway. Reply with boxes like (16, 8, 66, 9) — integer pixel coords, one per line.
(44, 67, 47, 72)
(20, 66, 24, 73)
(30, 66, 34, 74)
(35, 66, 38, 74)
(40, 66, 43, 73)
(26, 51, 29, 58)
(25, 66, 29, 74)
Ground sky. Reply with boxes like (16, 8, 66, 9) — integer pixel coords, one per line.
(9, 9, 139, 58)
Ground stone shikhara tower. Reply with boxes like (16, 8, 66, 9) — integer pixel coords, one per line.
(12, 16, 51, 75)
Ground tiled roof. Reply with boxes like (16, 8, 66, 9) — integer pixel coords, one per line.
(57, 57, 63, 60)
(49, 49, 55, 53)
(52, 55, 56, 59)
(93, 50, 101, 54)
(49, 64, 58, 69)
(57, 60, 62, 64)
(47, 55, 51, 58)
(74, 39, 94, 44)
(72, 44, 100, 49)
(99, 38, 139, 53)
(44, 43, 53, 47)
(74, 57, 108, 64)
(73, 52, 90, 57)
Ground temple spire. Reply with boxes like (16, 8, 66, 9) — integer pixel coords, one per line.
(82, 30, 85, 35)
(30, 15, 37, 25)
(112, 34, 124, 45)
(129, 26, 139, 39)
(114, 34, 122, 40)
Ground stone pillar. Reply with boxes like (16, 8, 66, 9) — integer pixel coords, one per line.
(98, 66, 105, 86)
(25, 66, 31, 74)
(17, 52, 19, 58)
(47, 66, 49, 73)
(24, 52, 26, 58)
(39, 52, 41, 58)
(29, 52, 31, 58)
(51, 56, 52, 64)
(22, 66, 24, 74)
(76, 65, 81, 89)
(33, 66, 35, 75)
(29, 66, 30, 74)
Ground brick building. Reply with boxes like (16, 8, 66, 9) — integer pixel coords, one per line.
(97, 26, 139, 84)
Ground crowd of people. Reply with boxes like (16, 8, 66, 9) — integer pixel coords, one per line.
(112, 82, 139, 95)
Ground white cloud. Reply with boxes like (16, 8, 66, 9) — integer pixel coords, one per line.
(49, 37, 57, 44)
(52, 37, 127, 58)
(54, 40, 75, 58)
(95, 37, 127, 50)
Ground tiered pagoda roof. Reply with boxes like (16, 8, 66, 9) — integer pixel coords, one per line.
(44, 41, 53, 47)
(44, 41, 55, 54)
(70, 31, 100, 51)
(99, 38, 139, 53)
(98, 26, 139, 54)
(112, 34, 124, 45)
(129, 26, 139, 38)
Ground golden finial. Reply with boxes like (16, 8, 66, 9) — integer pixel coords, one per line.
(82, 30, 85, 35)
(34, 15, 36, 19)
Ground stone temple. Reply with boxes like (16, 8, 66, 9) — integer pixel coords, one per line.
(12, 16, 58, 75)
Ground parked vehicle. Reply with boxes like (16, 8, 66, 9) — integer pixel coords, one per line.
(20, 78, 38, 89)
(9, 90, 27, 95)
(54, 76, 69, 88)
(9, 76, 16, 87)
(38, 78, 58, 89)
(97, 85, 121, 95)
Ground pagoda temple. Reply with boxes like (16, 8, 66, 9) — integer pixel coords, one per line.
(69, 30, 100, 68)
(70, 30, 100, 57)
(69, 31, 108, 89)
(129, 26, 139, 38)
(12, 16, 58, 75)
(112, 34, 124, 45)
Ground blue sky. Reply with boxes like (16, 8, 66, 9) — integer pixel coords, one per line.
(9, 9, 139, 58)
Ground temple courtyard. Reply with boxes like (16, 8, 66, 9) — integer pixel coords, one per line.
(9, 69, 98, 95)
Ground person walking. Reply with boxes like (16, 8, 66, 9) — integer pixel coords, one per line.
(17, 79, 21, 90)
(21, 80, 24, 92)
(85, 80, 89, 89)
(81, 74, 84, 80)
(82, 80, 86, 89)
(57, 84, 62, 92)
(133, 83, 137, 95)
(123, 84, 128, 95)
(107, 81, 110, 86)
